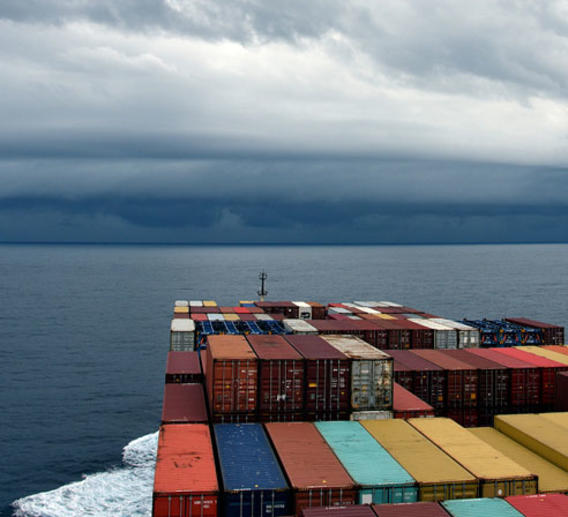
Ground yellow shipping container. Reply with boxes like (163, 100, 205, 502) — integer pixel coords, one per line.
(173, 306, 189, 314)
(409, 418, 537, 497)
(514, 346, 568, 366)
(377, 314, 397, 320)
(470, 427, 568, 493)
(494, 414, 568, 472)
(223, 313, 240, 321)
(539, 412, 568, 431)
(202, 300, 217, 307)
(361, 419, 478, 501)
(239, 300, 254, 306)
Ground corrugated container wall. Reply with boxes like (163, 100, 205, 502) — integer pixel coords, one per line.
(301, 507, 375, 517)
(372, 501, 452, 517)
(170, 319, 195, 351)
(165, 351, 202, 384)
(506, 493, 568, 517)
(316, 421, 418, 504)
(322, 335, 393, 411)
(214, 424, 292, 517)
(265, 422, 357, 516)
(442, 498, 523, 517)
(161, 383, 208, 424)
(392, 383, 435, 419)
(153, 424, 218, 517)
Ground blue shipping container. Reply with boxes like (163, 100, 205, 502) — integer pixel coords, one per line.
(315, 421, 418, 504)
(214, 423, 292, 517)
(442, 498, 524, 517)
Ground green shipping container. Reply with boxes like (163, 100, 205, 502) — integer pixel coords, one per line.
(442, 498, 523, 517)
(315, 421, 418, 504)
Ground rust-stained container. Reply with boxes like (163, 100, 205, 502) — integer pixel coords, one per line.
(373, 502, 451, 516)
(205, 335, 258, 418)
(153, 424, 219, 517)
(493, 347, 568, 409)
(387, 351, 445, 411)
(265, 422, 357, 516)
(556, 371, 568, 411)
(362, 419, 478, 502)
(247, 334, 305, 419)
(505, 317, 564, 346)
(321, 335, 393, 411)
(468, 348, 540, 409)
(302, 506, 375, 517)
(161, 383, 208, 424)
(307, 302, 326, 319)
(412, 350, 478, 421)
(409, 417, 537, 497)
(165, 351, 202, 384)
(506, 493, 568, 517)
(393, 383, 435, 419)
(286, 335, 350, 420)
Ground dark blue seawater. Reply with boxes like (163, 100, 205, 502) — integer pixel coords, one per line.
(1, 243, 567, 516)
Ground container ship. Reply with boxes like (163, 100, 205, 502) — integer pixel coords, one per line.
(155, 299, 568, 517)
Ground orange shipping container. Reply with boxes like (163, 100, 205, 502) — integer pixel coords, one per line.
(153, 424, 218, 517)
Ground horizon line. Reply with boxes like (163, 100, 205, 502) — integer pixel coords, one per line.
(1, 241, 567, 246)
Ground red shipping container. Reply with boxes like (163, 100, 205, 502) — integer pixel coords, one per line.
(412, 350, 478, 410)
(506, 493, 568, 516)
(205, 335, 258, 416)
(256, 301, 299, 318)
(153, 424, 218, 517)
(302, 506, 375, 517)
(247, 306, 264, 314)
(239, 313, 256, 321)
(233, 306, 250, 314)
(265, 422, 357, 516)
(165, 351, 202, 384)
(191, 306, 219, 314)
(286, 335, 350, 420)
(161, 383, 208, 424)
(393, 382, 435, 419)
(469, 348, 540, 409)
(373, 501, 450, 516)
(373, 319, 434, 350)
(387, 350, 445, 411)
(392, 359, 414, 391)
(191, 313, 208, 322)
(247, 334, 305, 417)
(556, 371, 568, 411)
(307, 302, 326, 320)
(505, 317, 565, 346)
(493, 347, 568, 409)
(445, 408, 479, 428)
(173, 312, 190, 319)
(219, 306, 233, 313)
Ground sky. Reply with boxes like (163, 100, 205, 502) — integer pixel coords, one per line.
(1, 1, 567, 243)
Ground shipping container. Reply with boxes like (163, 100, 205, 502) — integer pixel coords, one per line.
(307, 302, 326, 320)
(517, 345, 568, 367)
(291, 301, 313, 320)
(284, 319, 319, 335)
(430, 319, 480, 349)
(539, 411, 568, 431)
(286, 335, 350, 420)
(350, 411, 393, 420)
(393, 383, 435, 419)
(408, 319, 458, 349)
(223, 313, 240, 321)
(189, 300, 203, 307)
(470, 427, 568, 494)
(468, 348, 540, 409)
(442, 498, 523, 517)
(174, 306, 190, 315)
(265, 422, 357, 516)
(153, 424, 218, 517)
(175, 300, 189, 307)
(392, 359, 414, 392)
(387, 351, 445, 411)
(322, 335, 393, 411)
(493, 347, 568, 409)
(205, 335, 258, 418)
(372, 502, 451, 517)
(256, 313, 275, 321)
(495, 413, 568, 472)
(302, 507, 375, 517)
(409, 418, 537, 497)
(506, 493, 568, 516)
(556, 372, 568, 411)
(412, 350, 478, 423)
(203, 300, 217, 307)
(362, 419, 478, 501)
(214, 424, 292, 517)
(170, 319, 195, 351)
(173, 311, 190, 319)
(256, 301, 299, 319)
(309, 320, 388, 349)
(316, 421, 417, 504)
(544, 344, 568, 356)
(161, 383, 208, 424)
(165, 351, 202, 384)
(505, 317, 564, 346)
(247, 335, 305, 419)
(372, 319, 433, 350)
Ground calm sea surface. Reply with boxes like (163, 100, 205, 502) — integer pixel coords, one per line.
(1, 243, 567, 516)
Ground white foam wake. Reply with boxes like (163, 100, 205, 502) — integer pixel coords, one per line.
(12, 432, 158, 517)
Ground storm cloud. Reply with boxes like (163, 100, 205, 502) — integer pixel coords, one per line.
(0, 1, 567, 243)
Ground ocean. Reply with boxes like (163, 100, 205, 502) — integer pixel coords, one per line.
(1, 243, 567, 516)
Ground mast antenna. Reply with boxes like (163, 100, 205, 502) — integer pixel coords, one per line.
(257, 271, 268, 302)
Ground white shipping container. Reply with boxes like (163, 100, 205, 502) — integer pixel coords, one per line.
(189, 300, 203, 307)
(430, 318, 480, 348)
(353, 301, 383, 307)
(292, 301, 312, 320)
(254, 313, 274, 321)
(409, 318, 459, 349)
(378, 301, 403, 307)
(170, 319, 195, 351)
(283, 319, 318, 334)
(328, 306, 352, 315)
(207, 313, 224, 321)
(350, 411, 393, 421)
(174, 300, 189, 307)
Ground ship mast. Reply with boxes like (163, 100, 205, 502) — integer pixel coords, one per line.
(257, 271, 268, 302)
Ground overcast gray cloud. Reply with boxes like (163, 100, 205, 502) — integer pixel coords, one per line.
(0, 1, 567, 242)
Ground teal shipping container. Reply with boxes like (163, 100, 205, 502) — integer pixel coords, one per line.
(315, 421, 417, 504)
(442, 498, 523, 517)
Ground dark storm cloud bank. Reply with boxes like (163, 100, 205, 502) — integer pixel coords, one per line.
(1, 158, 567, 244)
